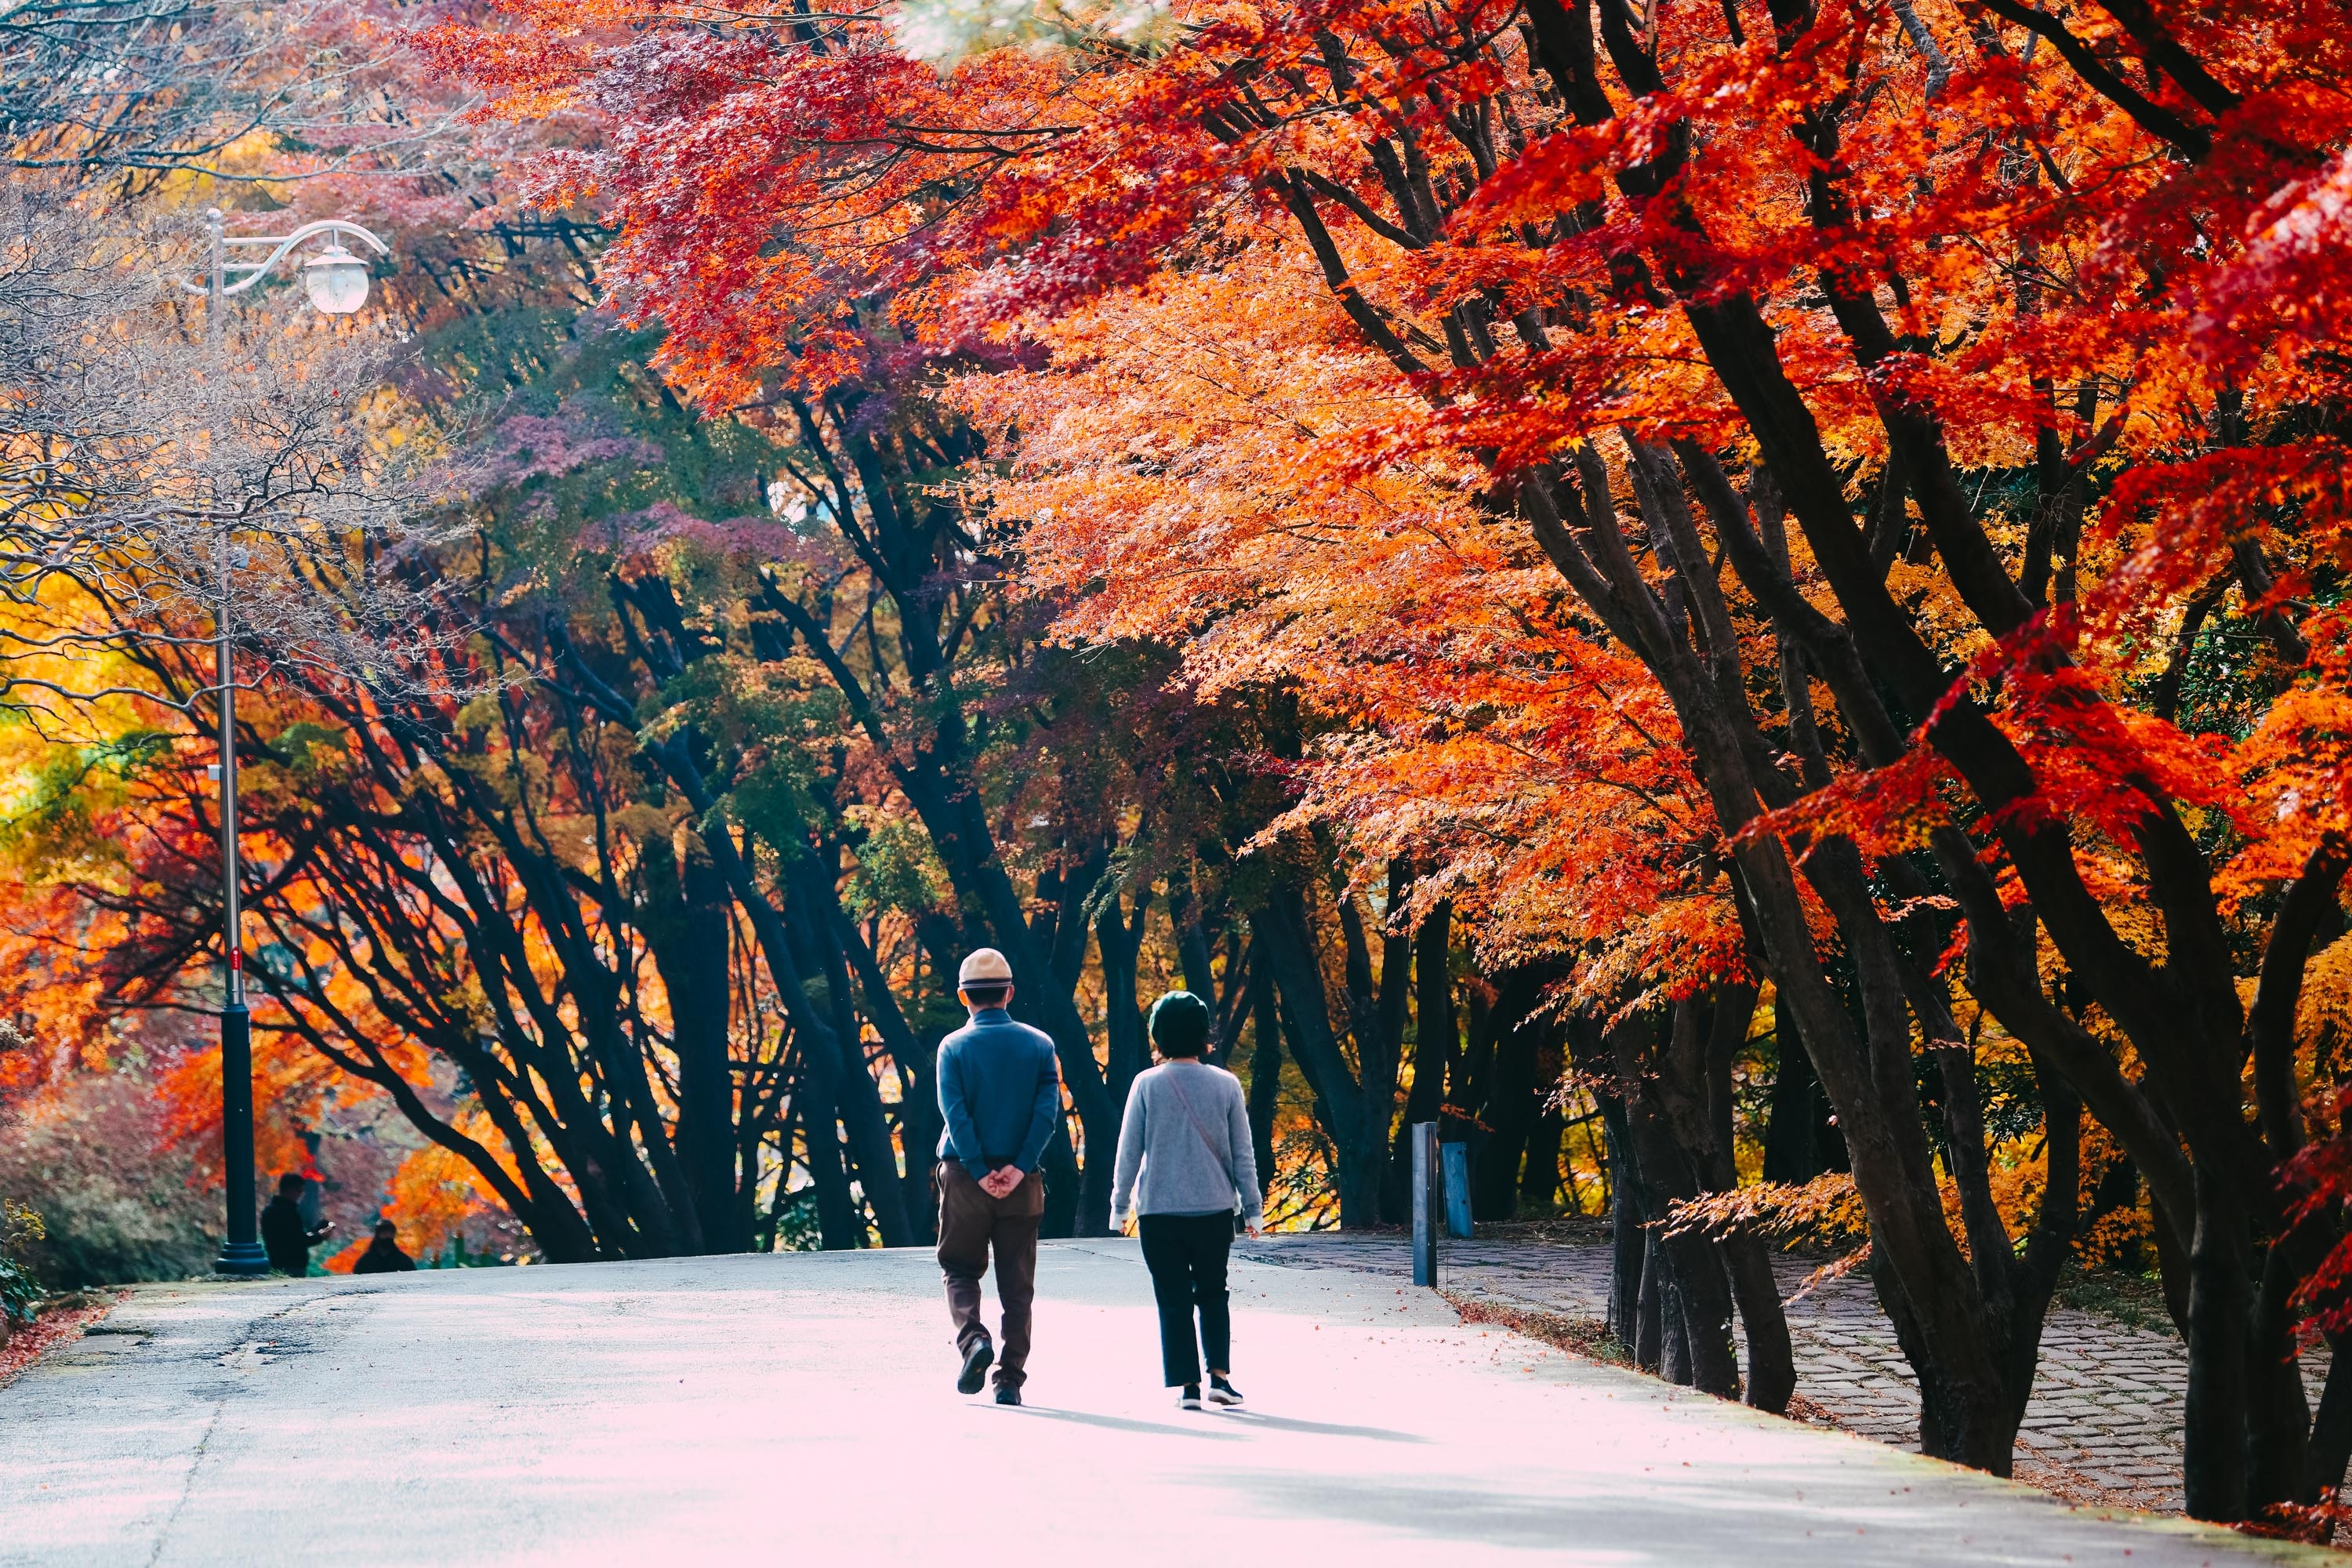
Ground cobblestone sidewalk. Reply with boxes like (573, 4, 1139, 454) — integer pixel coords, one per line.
(1236, 1228, 2324, 1515)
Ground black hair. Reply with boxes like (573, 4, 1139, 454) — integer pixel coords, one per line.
(278, 1173, 307, 1196)
(962, 981, 1012, 1008)
(1149, 990, 1211, 1058)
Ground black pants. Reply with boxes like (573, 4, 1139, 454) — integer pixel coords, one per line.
(1139, 1212, 1232, 1386)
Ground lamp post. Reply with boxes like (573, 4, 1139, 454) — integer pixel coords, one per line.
(186, 207, 391, 1277)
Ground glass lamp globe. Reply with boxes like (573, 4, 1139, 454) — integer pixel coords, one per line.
(302, 243, 372, 315)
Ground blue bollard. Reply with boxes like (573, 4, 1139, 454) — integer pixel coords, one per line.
(1442, 1142, 1473, 1239)
(1412, 1122, 1439, 1287)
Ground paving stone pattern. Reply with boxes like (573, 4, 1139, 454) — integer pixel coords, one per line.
(1236, 1229, 2325, 1515)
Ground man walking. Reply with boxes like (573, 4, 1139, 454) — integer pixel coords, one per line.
(935, 948, 1062, 1406)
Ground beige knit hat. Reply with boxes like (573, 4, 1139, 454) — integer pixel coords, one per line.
(957, 947, 1014, 985)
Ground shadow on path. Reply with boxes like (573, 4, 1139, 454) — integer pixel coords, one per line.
(1211, 1410, 1428, 1443)
(993, 1405, 1246, 1441)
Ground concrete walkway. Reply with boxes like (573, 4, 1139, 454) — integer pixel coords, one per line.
(1237, 1229, 2299, 1515)
(0, 1241, 2330, 1566)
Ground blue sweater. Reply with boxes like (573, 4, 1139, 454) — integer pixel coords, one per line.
(936, 1009, 1062, 1179)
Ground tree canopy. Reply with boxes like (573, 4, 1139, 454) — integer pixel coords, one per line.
(3, 0, 2351, 1534)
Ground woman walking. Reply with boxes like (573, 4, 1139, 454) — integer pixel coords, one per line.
(1110, 990, 1263, 1411)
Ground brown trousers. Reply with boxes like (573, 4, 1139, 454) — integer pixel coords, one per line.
(936, 1161, 1044, 1388)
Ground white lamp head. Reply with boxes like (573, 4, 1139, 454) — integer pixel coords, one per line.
(302, 242, 372, 315)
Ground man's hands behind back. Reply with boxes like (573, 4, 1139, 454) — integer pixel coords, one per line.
(979, 1166, 1022, 1200)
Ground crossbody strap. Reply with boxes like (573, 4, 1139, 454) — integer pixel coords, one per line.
(1158, 1068, 1238, 1203)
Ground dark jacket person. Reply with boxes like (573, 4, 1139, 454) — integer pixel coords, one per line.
(353, 1220, 418, 1275)
(935, 946, 1062, 1406)
(260, 1174, 332, 1277)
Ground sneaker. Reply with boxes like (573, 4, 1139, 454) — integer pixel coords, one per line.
(995, 1384, 1022, 1406)
(1178, 1385, 1204, 1411)
(1207, 1375, 1245, 1407)
(956, 1339, 994, 1396)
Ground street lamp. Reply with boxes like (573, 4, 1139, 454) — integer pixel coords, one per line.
(182, 207, 393, 1277)
(301, 244, 375, 316)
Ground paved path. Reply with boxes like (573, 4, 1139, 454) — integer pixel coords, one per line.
(1236, 1231, 2310, 1515)
(0, 1241, 2330, 1565)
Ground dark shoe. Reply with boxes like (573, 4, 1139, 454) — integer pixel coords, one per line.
(1178, 1384, 1204, 1411)
(995, 1384, 1022, 1406)
(956, 1339, 994, 1396)
(1207, 1374, 1245, 1407)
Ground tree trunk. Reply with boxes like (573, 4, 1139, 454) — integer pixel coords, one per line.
(825, 895, 942, 1245)
(1339, 858, 1412, 1223)
(2304, 1332, 2352, 1501)
(1761, 1014, 1820, 1185)
(1635, 1227, 1665, 1372)
(800, 1073, 862, 1250)
(2184, 1174, 2252, 1519)
(627, 833, 733, 1253)
(1602, 1094, 1646, 1348)
(1389, 902, 1455, 1214)
(1097, 884, 1154, 1110)
(1251, 884, 1383, 1227)
(1474, 974, 1543, 1221)
(783, 866, 914, 1247)
(672, 844, 742, 1250)
(1246, 956, 1282, 1203)
(1723, 1230, 1795, 1413)
(1457, 979, 1496, 1117)
(1660, 1264, 1695, 1386)
(2247, 1233, 2317, 1512)
(1521, 1109, 1565, 1210)
(1043, 1116, 1082, 1240)
(1417, 898, 1459, 1109)
(1696, 987, 1797, 1413)
(1610, 1015, 1742, 1399)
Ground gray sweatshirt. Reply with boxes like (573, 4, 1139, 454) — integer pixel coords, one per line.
(1109, 1060, 1264, 1229)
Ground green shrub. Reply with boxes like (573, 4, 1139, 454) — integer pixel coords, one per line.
(1, 1197, 42, 1326)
